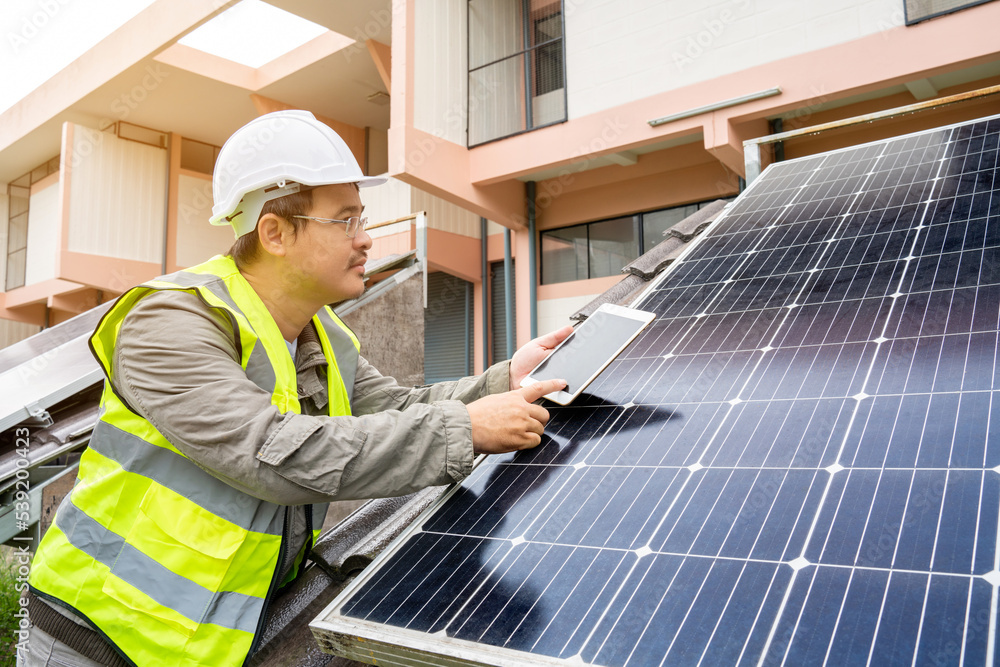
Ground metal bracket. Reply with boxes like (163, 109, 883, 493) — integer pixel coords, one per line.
(24, 402, 53, 428)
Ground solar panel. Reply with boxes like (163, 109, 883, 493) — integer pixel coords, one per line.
(312, 113, 1000, 667)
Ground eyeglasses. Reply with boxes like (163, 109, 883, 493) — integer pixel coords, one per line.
(292, 215, 369, 238)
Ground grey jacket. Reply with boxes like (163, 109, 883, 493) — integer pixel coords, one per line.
(113, 289, 510, 504)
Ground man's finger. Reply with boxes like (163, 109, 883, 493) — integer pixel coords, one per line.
(519, 378, 566, 402)
(533, 325, 574, 350)
(526, 402, 550, 425)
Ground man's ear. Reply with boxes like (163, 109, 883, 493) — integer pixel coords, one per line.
(256, 213, 294, 257)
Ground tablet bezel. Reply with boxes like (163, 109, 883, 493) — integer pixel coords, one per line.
(520, 303, 655, 405)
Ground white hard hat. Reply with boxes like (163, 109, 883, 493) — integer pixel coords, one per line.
(210, 110, 386, 238)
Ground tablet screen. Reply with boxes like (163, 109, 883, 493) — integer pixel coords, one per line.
(528, 307, 653, 400)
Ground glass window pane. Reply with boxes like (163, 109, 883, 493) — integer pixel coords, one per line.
(6, 248, 26, 290)
(469, 54, 526, 145)
(532, 41, 564, 97)
(531, 10, 562, 45)
(469, 0, 524, 69)
(9, 188, 29, 218)
(542, 226, 588, 284)
(8, 213, 28, 250)
(589, 217, 638, 279)
(643, 204, 698, 250)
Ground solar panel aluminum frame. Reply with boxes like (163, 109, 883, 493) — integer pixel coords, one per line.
(310, 111, 1000, 666)
(309, 208, 741, 666)
(309, 453, 577, 666)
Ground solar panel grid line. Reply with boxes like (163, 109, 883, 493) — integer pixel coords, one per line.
(568, 553, 659, 662)
(688, 560, 759, 667)
(988, 578, 1000, 666)
(607, 553, 697, 665)
(521, 546, 606, 656)
(819, 566, 864, 666)
(473, 543, 557, 645)
(490, 409, 642, 544)
(648, 559, 736, 665)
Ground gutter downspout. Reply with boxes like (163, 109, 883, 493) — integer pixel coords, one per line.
(504, 228, 514, 359)
(527, 181, 537, 340)
(162, 133, 172, 274)
(481, 217, 489, 370)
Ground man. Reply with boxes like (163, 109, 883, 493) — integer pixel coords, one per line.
(25, 110, 568, 666)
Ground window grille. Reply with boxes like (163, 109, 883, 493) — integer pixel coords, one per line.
(904, 0, 995, 24)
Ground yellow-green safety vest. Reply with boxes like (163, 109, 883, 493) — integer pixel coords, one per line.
(29, 255, 360, 667)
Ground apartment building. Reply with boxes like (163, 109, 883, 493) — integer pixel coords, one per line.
(1, 0, 998, 378)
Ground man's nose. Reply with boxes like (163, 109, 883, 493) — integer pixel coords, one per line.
(353, 228, 373, 251)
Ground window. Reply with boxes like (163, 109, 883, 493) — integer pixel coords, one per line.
(6, 157, 59, 291)
(468, 0, 567, 146)
(541, 200, 726, 285)
(904, 0, 995, 24)
(588, 217, 640, 279)
(180, 138, 221, 174)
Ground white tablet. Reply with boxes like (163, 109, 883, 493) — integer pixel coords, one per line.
(520, 303, 655, 405)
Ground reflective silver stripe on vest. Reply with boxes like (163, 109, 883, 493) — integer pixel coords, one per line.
(57, 501, 263, 634)
(242, 338, 279, 400)
(153, 271, 279, 397)
(88, 421, 284, 536)
(315, 309, 358, 403)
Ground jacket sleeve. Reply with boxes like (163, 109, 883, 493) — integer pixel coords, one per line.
(112, 290, 506, 506)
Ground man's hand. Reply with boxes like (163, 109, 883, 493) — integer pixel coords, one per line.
(467, 379, 566, 454)
(509, 325, 574, 390)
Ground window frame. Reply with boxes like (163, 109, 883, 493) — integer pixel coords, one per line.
(6, 156, 59, 291)
(540, 199, 729, 285)
(466, 0, 568, 147)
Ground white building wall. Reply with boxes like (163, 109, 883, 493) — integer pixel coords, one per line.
(0, 191, 7, 290)
(24, 181, 59, 285)
(413, 0, 467, 144)
(68, 125, 166, 262)
(176, 173, 232, 268)
(363, 177, 414, 239)
(565, 0, 902, 118)
(412, 188, 481, 237)
(538, 293, 597, 333)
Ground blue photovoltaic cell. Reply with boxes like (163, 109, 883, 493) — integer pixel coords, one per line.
(333, 114, 1000, 666)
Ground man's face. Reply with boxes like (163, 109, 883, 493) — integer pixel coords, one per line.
(285, 183, 371, 304)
